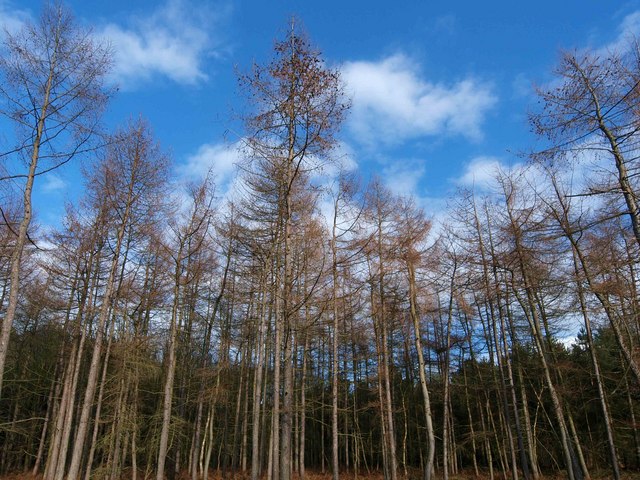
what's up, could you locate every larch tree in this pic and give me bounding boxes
[66,119,169,480]
[541,165,621,479]
[531,47,640,249]
[498,173,584,480]
[0,1,111,397]
[328,174,361,480]
[157,177,216,480]
[363,179,400,480]
[239,21,348,480]
[394,197,435,480]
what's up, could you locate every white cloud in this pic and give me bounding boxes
[341,54,496,147]
[180,141,241,193]
[311,141,358,181]
[99,0,225,87]
[382,160,425,198]
[599,11,640,55]
[41,174,67,194]
[0,1,30,35]
[457,156,506,189]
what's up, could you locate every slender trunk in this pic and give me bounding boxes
[331,202,340,480]
[192,244,232,480]
[407,259,435,480]
[232,354,246,472]
[109,376,127,480]
[502,299,531,480]
[33,372,58,475]
[83,319,115,480]
[441,259,457,480]
[623,359,640,468]
[506,210,580,480]
[489,299,518,480]
[281,326,294,480]
[251,273,269,480]
[279,41,297,480]
[44,281,79,480]
[471,304,495,480]
[131,375,139,480]
[548,176,620,478]
[380,308,397,480]
[475,199,520,480]
[204,401,215,480]
[242,371,249,473]
[375,224,398,480]
[573,255,619,478]
[0,37,58,397]
[157,244,185,480]
[517,364,540,480]
[462,359,479,477]
[300,334,308,480]
[51,253,98,480]
[480,398,494,480]
[66,141,140,480]
[271,279,282,480]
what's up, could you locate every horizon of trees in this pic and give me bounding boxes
[1,3,640,480]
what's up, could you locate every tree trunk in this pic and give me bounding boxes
[251,272,269,480]
[157,244,185,480]
[66,125,145,480]
[407,261,435,480]
[505,201,581,480]
[83,319,115,480]
[331,201,340,480]
[548,177,620,479]
[0,40,56,397]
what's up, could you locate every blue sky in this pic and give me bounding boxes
[2,0,640,228]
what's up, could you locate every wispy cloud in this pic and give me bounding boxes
[310,141,358,182]
[597,10,640,55]
[180,141,240,193]
[0,1,30,35]
[433,14,457,36]
[41,174,67,194]
[382,160,426,198]
[99,0,227,87]
[341,54,496,147]
[456,156,506,189]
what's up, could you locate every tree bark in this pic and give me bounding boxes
[407,261,435,480]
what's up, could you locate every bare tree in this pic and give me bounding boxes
[66,119,168,480]
[363,179,399,480]
[531,49,640,248]
[0,1,111,397]
[157,177,216,480]
[239,20,348,480]
[542,167,621,479]
[394,197,435,480]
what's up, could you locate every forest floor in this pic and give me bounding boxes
[4,471,640,480]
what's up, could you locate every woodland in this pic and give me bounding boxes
[1,3,640,480]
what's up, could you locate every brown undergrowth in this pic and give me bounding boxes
[4,471,640,480]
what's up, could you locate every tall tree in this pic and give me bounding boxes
[157,178,216,480]
[394,197,435,480]
[531,49,640,248]
[0,1,111,397]
[66,119,168,480]
[542,167,621,479]
[239,20,348,480]
[363,179,399,480]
